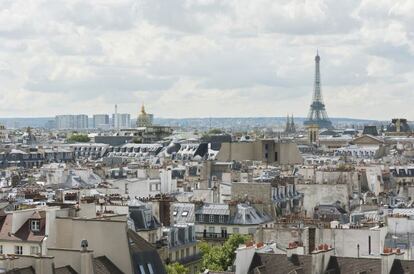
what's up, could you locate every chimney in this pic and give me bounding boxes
[256,225,264,243]
[287,242,299,258]
[311,244,334,274]
[80,240,94,274]
[34,256,54,274]
[381,248,395,274]
[234,244,257,274]
[229,201,238,218]
[80,251,94,274]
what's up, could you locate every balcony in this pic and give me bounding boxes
[196,232,229,241]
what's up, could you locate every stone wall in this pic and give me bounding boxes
[296,184,350,216]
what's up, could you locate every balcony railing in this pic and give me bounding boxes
[196,232,229,240]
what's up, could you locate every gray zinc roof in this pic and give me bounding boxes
[195,203,230,215]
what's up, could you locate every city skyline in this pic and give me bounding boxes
[0,1,413,120]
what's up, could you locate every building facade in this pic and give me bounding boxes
[55,115,89,130]
[93,114,110,129]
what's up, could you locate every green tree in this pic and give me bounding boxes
[222,234,249,268]
[199,234,250,272]
[68,134,90,143]
[201,128,224,140]
[208,128,223,135]
[165,262,189,274]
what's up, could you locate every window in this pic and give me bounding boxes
[31,220,40,232]
[275,152,278,161]
[182,211,188,217]
[175,251,179,260]
[181,249,184,258]
[0,245,3,254]
[193,246,197,255]
[173,211,178,216]
[15,246,23,255]
[147,263,154,274]
[186,247,189,257]
[209,215,214,223]
[368,236,371,255]
[219,215,225,223]
[199,214,204,222]
[139,265,145,274]
[30,246,39,255]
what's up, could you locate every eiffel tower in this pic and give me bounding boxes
[304,51,333,129]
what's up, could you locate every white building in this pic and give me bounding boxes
[55,114,89,129]
[92,114,110,129]
[112,113,131,129]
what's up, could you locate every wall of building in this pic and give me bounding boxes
[54,218,133,274]
[48,248,84,273]
[258,226,304,250]
[216,141,302,165]
[388,217,414,234]
[45,207,70,252]
[11,209,38,234]
[317,226,387,257]
[232,182,272,204]
[0,242,42,256]
[296,184,350,216]
[216,142,260,162]
[110,178,161,198]
[276,142,303,165]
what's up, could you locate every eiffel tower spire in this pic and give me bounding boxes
[304,51,333,129]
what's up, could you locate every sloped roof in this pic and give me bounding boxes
[171,203,195,224]
[326,256,381,274]
[249,253,312,274]
[195,204,229,215]
[390,259,414,274]
[14,218,46,242]
[352,134,384,144]
[231,204,272,225]
[0,213,46,243]
[93,256,123,274]
[55,265,78,274]
[127,229,166,274]
[6,266,35,274]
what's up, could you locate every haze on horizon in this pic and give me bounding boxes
[0,0,412,120]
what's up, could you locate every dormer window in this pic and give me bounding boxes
[31,220,40,232]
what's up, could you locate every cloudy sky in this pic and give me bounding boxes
[0,0,413,119]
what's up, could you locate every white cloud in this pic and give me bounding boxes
[0,0,412,120]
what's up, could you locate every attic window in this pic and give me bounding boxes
[173,211,178,216]
[31,220,40,232]
[147,263,154,274]
[182,211,188,217]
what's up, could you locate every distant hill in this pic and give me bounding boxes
[154,117,385,130]
[0,117,54,129]
[0,116,387,130]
